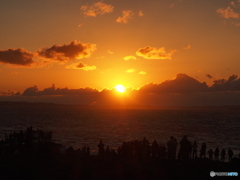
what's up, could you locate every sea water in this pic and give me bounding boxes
[0,103,240,155]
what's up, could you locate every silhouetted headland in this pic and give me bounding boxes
[0,127,239,180]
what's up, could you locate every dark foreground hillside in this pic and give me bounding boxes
[0,127,239,180]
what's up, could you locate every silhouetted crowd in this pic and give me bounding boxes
[96,135,237,162]
[0,127,238,163]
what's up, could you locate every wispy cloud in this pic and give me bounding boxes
[136,46,177,60]
[116,10,134,23]
[125,69,135,73]
[38,41,96,61]
[81,2,114,17]
[139,71,147,75]
[0,48,35,66]
[108,50,114,54]
[183,44,191,50]
[77,24,83,28]
[217,7,239,19]
[66,62,96,71]
[124,55,137,61]
[138,11,144,17]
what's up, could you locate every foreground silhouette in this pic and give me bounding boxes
[0,127,239,180]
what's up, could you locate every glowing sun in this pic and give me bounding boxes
[115,84,125,93]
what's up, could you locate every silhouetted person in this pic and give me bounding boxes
[208,149,214,160]
[167,136,177,160]
[178,136,190,160]
[82,146,87,155]
[192,141,198,159]
[106,146,110,155]
[142,137,149,146]
[221,148,226,162]
[152,140,158,159]
[158,145,166,159]
[98,140,105,156]
[200,142,206,158]
[228,148,233,162]
[214,147,219,160]
[87,146,90,156]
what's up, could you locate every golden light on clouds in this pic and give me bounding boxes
[138,11,144,17]
[66,63,97,71]
[139,71,147,75]
[1,0,240,94]
[81,2,114,17]
[216,7,239,19]
[108,50,114,54]
[124,56,137,61]
[125,69,135,73]
[136,46,177,60]
[116,10,134,23]
[184,45,191,50]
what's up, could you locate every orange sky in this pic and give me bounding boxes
[1,0,240,93]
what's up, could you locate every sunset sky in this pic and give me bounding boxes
[1,0,240,106]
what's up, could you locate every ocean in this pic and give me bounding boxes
[0,102,240,155]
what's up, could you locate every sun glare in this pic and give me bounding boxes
[115,84,125,93]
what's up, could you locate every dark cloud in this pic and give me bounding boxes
[206,74,213,79]
[38,41,96,61]
[0,48,34,66]
[22,84,98,96]
[22,85,38,96]
[77,63,85,68]
[4,74,240,106]
[140,73,208,93]
[210,74,240,91]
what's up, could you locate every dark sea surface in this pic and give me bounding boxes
[0,103,240,155]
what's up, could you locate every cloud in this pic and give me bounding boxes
[139,73,240,93]
[138,11,144,17]
[140,73,208,93]
[77,63,96,71]
[66,62,96,71]
[124,55,137,61]
[116,10,134,23]
[206,74,213,79]
[125,69,135,73]
[38,41,96,61]
[77,24,83,28]
[217,7,239,19]
[0,48,34,66]
[184,44,191,50]
[22,84,98,96]
[139,71,147,75]
[22,85,39,96]
[5,73,240,106]
[108,50,114,54]
[136,46,177,60]
[210,74,240,91]
[81,2,114,17]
